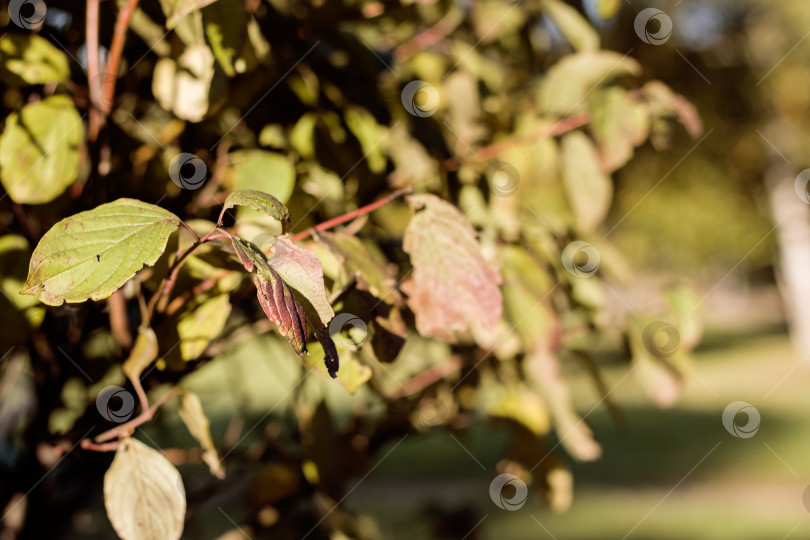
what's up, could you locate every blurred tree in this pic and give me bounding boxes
[0,0,710,538]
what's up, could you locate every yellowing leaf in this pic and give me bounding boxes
[538,51,641,115]
[177,293,232,360]
[317,232,400,304]
[104,438,186,540]
[0,235,44,348]
[589,88,650,172]
[525,344,601,461]
[560,131,612,233]
[403,194,503,342]
[123,327,159,382]
[266,236,335,328]
[0,96,84,204]
[541,0,600,52]
[223,189,290,223]
[152,45,214,122]
[160,0,219,29]
[0,34,70,85]
[178,390,225,478]
[22,199,180,306]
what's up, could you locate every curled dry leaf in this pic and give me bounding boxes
[231,236,308,355]
[403,194,503,342]
[253,270,308,356]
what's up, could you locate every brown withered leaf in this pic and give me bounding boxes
[230,236,309,356]
[314,326,339,378]
[403,194,503,342]
[266,236,335,328]
[253,270,308,356]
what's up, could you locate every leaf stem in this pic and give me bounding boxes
[443,112,589,172]
[290,187,412,242]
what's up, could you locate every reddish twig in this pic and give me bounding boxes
[101,0,141,114]
[394,10,464,62]
[443,112,590,172]
[290,187,412,242]
[86,0,102,142]
[108,290,132,349]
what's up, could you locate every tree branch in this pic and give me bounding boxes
[290,187,412,242]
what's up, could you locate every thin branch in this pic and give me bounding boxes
[290,187,412,242]
[443,112,590,172]
[101,0,141,114]
[86,0,102,141]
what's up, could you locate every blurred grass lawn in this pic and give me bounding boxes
[342,324,810,539]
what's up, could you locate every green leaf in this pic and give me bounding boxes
[0,235,45,348]
[500,246,556,350]
[560,131,612,233]
[152,45,215,122]
[122,327,159,382]
[589,88,650,172]
[177,293,232,360]
[21,199,180,306]
[0,34,70,85]
[178,390,225,478]
[227,150,296,205]
[104,437,186,540]
[0,95,84,204]
[266,236,335,327]
[317,231,400,303]
[541,0,600,52]
[403,194,503,342]
[538,51,641,115]
[223,189,290,223]
[202,0,247,76]
[344,106,387,174]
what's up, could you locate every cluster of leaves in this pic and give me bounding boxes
[0,0,705,538]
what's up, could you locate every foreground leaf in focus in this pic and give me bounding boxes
[266,236,335,327]
[223,189,290,224]
[21,199,180,305]
[403,194,503,342]
[104,438,186,540]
